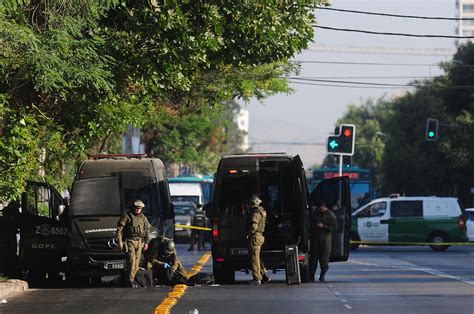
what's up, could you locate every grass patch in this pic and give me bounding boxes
[0,275,8,282]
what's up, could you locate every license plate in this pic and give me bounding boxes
[103,261,125,270]
[230,248,248,255]
[175,227,183,231]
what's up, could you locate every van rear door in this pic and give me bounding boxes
[309,176,351,262]
[292,155,309,252]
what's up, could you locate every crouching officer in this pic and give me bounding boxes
[117,199,151,287]
[247,195,271,285]
[309,201,337,282]
[145,236,189,285]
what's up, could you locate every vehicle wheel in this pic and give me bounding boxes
[300,261,310,283]
[91,276,102,286]
[67,273,90,287]
[350,233,360,251]
[213,260,234,284]
[27,270,46,288]
[429,233,450,251]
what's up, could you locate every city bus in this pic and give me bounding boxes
[308,166,375,211]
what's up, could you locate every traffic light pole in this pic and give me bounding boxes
[339,155,343,177]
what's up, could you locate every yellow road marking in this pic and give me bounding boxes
[153,251,212,314]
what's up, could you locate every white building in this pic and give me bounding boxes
[456,0,474,45]
[234,109,249,152]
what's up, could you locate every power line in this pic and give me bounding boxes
[306,44,456,56]
[317,7,473,21]
[298,60,439,66]
[314,25,474,39]
[290,77,411,87]
[289,79,474,90]
[288,80,410,89]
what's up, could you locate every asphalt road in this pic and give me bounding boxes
[1,244,474,314]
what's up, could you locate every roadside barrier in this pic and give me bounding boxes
[175,224,211,231]
[351,240,474,246]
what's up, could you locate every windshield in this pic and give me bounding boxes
[351,183,370,211]
[70,175,158,216]
[174,204,195,215]
[171,195,200,205]
[69,177,121,216]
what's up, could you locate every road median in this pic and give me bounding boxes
[0,279,28,299]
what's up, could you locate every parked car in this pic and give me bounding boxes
[466,208,474,241]
[173,201,197,239]
[351,196,468,251]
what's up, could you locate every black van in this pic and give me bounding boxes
[209,154,351,284]
[66,155,174,282]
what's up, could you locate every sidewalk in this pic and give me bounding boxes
[0,279,28,300]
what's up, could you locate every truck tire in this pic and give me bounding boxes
[429,233,450,252]
[299,260,310,283]
[213,260,234,284]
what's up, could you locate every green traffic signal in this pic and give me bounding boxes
[425,118,439,141]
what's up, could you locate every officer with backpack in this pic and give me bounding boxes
[117,199,151,287]
[188,204,207,251]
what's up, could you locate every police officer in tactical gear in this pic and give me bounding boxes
[247,195,271,285]
[309,201,337,282]
[117,199,151,287]
[188,204,207,251]
[145,236,189,285]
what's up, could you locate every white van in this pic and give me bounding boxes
[351,196,467,251]
[169,182,204,206]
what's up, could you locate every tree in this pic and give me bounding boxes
[0,1,330,201]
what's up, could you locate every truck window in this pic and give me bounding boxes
[391,201,422,217]
[24,185,52,218]
[259,160,295,220]
[219,175,257,216]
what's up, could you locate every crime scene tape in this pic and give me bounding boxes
[351,240,474,246]
[175,224,211,231]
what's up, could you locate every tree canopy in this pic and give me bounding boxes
[0,0,329,201]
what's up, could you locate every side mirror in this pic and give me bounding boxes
[58,204,65,216]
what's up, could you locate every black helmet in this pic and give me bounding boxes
[164,239,175,256]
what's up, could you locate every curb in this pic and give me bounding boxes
[0,279,29,299]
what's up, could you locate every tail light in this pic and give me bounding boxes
[298,255,304,262]
[458,215,466,230]
[212,218,219,238]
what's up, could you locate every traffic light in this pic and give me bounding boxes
[343,156,352,168]
[327,124,356,156]
[425,118,439,141]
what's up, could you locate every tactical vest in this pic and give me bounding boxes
[250,206,266,234]
[124,212,146,239]
[192,212,206,227]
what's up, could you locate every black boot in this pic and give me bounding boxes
[319,270,327,282]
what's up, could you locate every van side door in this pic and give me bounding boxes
[20,182,68,272]
[309,176,351,262]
